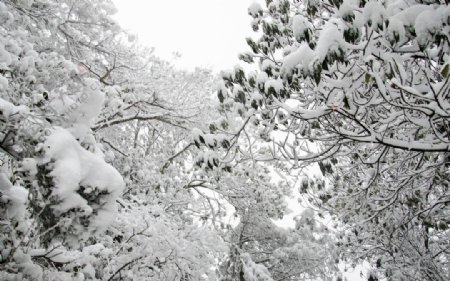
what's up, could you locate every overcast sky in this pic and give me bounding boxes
[113,0,261,72]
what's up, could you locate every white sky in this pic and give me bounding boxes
[113,0,261,72]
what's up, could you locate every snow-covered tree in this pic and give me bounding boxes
[96,64,229,280]
[210,0,450,280]
[189,136,338,280]
[0,0,128,278]
[219,206,338,281]
[0,0,226,279]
